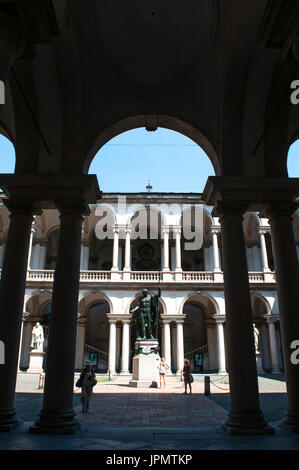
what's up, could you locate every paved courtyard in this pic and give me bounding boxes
[0,372,297,450]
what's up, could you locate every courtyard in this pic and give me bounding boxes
[0,373,296,450]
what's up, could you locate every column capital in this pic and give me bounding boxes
[265,315,279,324]
[162,226,170,236]
[212,201,249,219]
[211,225,221,234]
[258,227,270,235]
[260,202,298,221]
[82,239,90,247]
[3,199,40,217]
[212,315,226,324]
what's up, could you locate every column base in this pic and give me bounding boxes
[0,408,22,432]
[29,409,80,435]
[119,370,130,376]
[222,410,275,435]
[271,368,282,375]
[280,411,299,433]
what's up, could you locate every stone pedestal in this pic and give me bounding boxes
[129,339,160,388]
[27,351,45,374]
[256,353,265,375]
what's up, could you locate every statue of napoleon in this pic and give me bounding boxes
[130,288,161,340]
[31,322,44,352]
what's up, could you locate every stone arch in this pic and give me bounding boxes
[179,291,220,316]
[79,291,113,317]
[84,114,220,176]
[251,292,272,318]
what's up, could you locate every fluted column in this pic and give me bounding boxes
[108,320,117,375]
[120,319,130,374]
[266,317,280,374]
[262,202,299,431]
[0,201,35,431]
[215,201,272,434]
[215,318,226,374]
[30,203,85,434]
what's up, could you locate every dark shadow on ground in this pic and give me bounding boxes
[15,392,81,422]
[208,392,287,422]
[259,374,285,383]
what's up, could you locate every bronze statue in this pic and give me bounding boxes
[131,288,161,340]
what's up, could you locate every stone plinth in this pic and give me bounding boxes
[27,351,45,374]
[129,339,160,388]
[256,353,265,375]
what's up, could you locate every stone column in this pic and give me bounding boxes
[124,229,131,271]
[0,243,5,268]
[263,203,299,431]
[75,316,86,370]
[266,318,280,374]
[215,202,272,434]
[259,229,270,272]
[27,222,35,270]
[112,228,119,271]
[162,228,169,271]
[30,203,85,434]
[80,240,90,270]
[32,242,41,269]
[211,228,221,271]
[39,241,47,269]
[115,324,121,371]
[174,228,182,271]
[215,318,226,374]
[0,201,35,431]
[108,320,117,375]
[176,319,185,375]
[206,322,217,371]
[120,320,130,375]
[162,319,171,370]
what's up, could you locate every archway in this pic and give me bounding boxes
[182,293,219,372]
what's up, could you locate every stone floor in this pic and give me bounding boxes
[1,372,298,451]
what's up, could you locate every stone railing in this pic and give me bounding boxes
[22,269,275,284]
[130,271,162,282]
[182,272,214,282]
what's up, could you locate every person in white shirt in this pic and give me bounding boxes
[157,357,169,388]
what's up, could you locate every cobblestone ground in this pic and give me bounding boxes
[14,373,287,426]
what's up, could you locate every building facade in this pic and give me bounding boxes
[1,192,296,377]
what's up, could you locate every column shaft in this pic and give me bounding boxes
[121,321,130,374]
[259,231,270,271]
[266,204,299,431]
[162,321,171,370]
[175,230,182,271]
[163,230,169,271]
[31,206,84,434]
[268,321,280,374]
[108,321,117,374]
[216,321,226,374]
[218,205,272,434]
[212,230,221,271]
[124,230,131,270]
[176,322,184,374]
[0,204,34,430]
[112,230,119,270]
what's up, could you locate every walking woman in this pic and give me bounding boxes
[157,357,169,388]
[182,358,192,394]
[77,360,96,413]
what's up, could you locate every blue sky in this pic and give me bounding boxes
[0,128,298,192]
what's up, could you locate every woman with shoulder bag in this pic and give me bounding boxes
[78,360,97,413]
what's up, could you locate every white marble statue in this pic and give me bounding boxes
[31,322,44,352]
[253,325,260,353]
